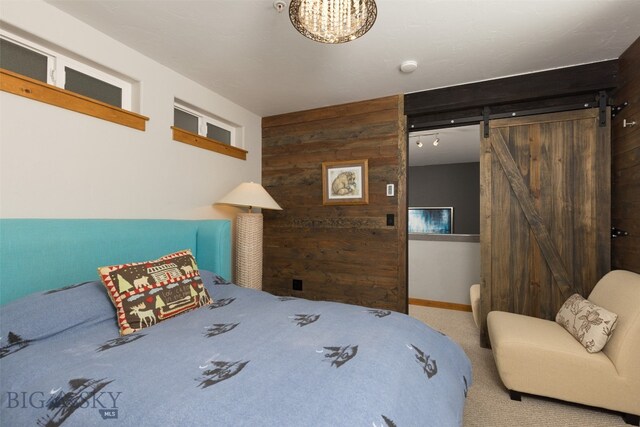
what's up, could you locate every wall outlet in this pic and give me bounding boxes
[292,279,303,291]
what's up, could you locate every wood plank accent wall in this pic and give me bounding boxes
[612,36,640,273]
[262,95,407,313]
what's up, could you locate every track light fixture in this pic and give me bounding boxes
[413,132,440,149]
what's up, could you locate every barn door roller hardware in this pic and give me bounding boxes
[483,106,490,138]
[611,227,629,238]
[598,91,608,127]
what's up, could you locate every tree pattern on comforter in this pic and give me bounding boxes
[0,271,471,426]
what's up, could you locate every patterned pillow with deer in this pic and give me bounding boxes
[98,249,213,335]
[555,293,618,353]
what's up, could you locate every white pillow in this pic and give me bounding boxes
[556,293,618,353]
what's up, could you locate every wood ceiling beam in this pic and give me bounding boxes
[404,60,619,117]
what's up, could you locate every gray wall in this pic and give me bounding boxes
[409,162,480,234]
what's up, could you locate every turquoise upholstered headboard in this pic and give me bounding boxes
[0,219,231,305]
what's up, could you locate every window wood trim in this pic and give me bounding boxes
[0,68,148,131]
[171,126,247,160]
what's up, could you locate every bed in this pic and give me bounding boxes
[0,219,472,426]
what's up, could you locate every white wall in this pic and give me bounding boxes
[0,0,261,220]
[409,240,480,305]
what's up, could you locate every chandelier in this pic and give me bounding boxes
[289,0,377,44]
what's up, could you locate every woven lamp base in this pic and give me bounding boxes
[235,212,263,290]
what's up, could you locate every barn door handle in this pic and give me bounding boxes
[611,227,629,238]
[623,119,636,128]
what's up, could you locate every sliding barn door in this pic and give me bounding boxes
[480,109,610,346]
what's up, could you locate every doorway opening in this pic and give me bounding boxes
[407,124,480,311]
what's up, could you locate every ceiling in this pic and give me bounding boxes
[46,0,640,118]
[409,125,480,167]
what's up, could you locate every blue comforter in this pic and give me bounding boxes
[0,271,471,426]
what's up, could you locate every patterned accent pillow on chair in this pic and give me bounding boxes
[555,293,618,353]
[98,250,213,335]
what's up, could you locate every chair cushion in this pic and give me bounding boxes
[588,270,640,381]
[487,311,627,413]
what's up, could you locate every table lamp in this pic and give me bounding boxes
[216,182,282,289]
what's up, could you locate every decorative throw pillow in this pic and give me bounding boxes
[555,293,618,353]
[98,250,213,335]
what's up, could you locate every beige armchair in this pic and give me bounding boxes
[487,270,640,425]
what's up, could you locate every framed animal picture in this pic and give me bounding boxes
[322,159,369,205]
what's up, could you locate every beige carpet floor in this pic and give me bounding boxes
[408,305,627,427]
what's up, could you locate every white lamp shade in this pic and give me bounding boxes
[217,182,282,211]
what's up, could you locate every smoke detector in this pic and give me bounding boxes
[400,60,418,73]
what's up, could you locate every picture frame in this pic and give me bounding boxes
[322,159,369,206]
[408,207,453,234]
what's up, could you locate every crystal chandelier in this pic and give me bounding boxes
[289,0,377,44]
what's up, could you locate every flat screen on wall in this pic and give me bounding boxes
[408,207,453,234]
